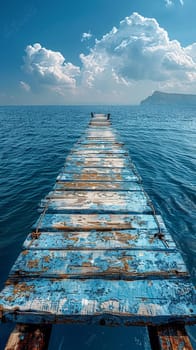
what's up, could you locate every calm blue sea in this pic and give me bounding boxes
[0,105,195,349]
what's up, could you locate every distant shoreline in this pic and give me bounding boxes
[141,91,196,105]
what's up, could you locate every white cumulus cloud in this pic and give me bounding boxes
[79,13,196,89]
[22,13,196,103]
[23,43,80,91]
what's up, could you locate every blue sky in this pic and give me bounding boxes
[0,0,196,104]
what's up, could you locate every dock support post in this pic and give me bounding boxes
[5,324,52,350]
[148,324,193,350]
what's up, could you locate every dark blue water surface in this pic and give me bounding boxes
[0,105,195,349]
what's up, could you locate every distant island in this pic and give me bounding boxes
[140,91,196,105]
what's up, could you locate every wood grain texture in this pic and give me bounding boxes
[57,170,138,182]
[65,157,130,168]
[5,324,52,350]
[10,249,188,279]
[0,279,195,324]
[40,190,151,214]
[34,213,159,231]
[54,181,141,191]
[148,324,194,350]
[23,229,176,251]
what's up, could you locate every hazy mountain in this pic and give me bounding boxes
[141,91,196,105]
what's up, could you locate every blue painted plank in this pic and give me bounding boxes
[67,153,129,159]
[89,121,111,126]
[60,166,136,174]
[23,229,176,251]
[82,138,118,142]
[34,213,159,231]
[9,249,188,279]
[41,190,151,214]
[82,138,117,141]
[53,181,141,191]
[76,142,125,148]
[62,163,134,175]
[65,157,130,168]
[89,122,111,125]
[57,172,138,182]
[71,149,128,155]
[83,136,117,140]
[78,140,125,145]
[85,130,117,137]
[0,279,195,324]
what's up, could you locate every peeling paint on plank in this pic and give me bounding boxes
[23,229,176,251]
[67,154,128,159]
[54,181,141,191]
[34,213,159,231]
[10,249,188,279]
[76,142,124,148]
[61,167,135,174]
[0,279,195,325]
[71,149,128,155]
[65,157,130,168]
[41,190,151,214]
[58,173,138,182]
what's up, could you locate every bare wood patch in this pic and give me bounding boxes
[5,324,52,350]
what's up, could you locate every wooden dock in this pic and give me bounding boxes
[0,113,195,350]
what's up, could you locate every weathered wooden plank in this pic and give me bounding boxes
[41,190,151,214]
[78,140,125,145]
[76,142,124,148]
[0,279,195,325]
[85,131,116,138]
[62,163,134,175]
[54,181,141,191]
[91,113,108,118]
[5,324,52,350]
[57,168,138,182]
[89,122,111,126]
[34,213,159,231]
[65,157,130,168]
[148,324,194,350]
[9,249,188,280]
[60,166,136,174]
[82,135,117,139]
[82,138,117,142]
[71,149,128,155]
[57,173,138,182]
[67,153,128,159]
[23,229,176,251]
[89,115,110,119]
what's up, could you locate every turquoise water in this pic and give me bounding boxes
[0,105,195,349]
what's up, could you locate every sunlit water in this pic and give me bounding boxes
[0,105,195,349]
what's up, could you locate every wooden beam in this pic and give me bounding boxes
[5,324,52,350]
[148,324,193,350]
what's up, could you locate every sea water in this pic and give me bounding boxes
[0,105,195,349]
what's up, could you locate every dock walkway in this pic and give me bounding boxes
[0,113,195,349]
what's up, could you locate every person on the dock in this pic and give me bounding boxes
[91,112,94,118]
